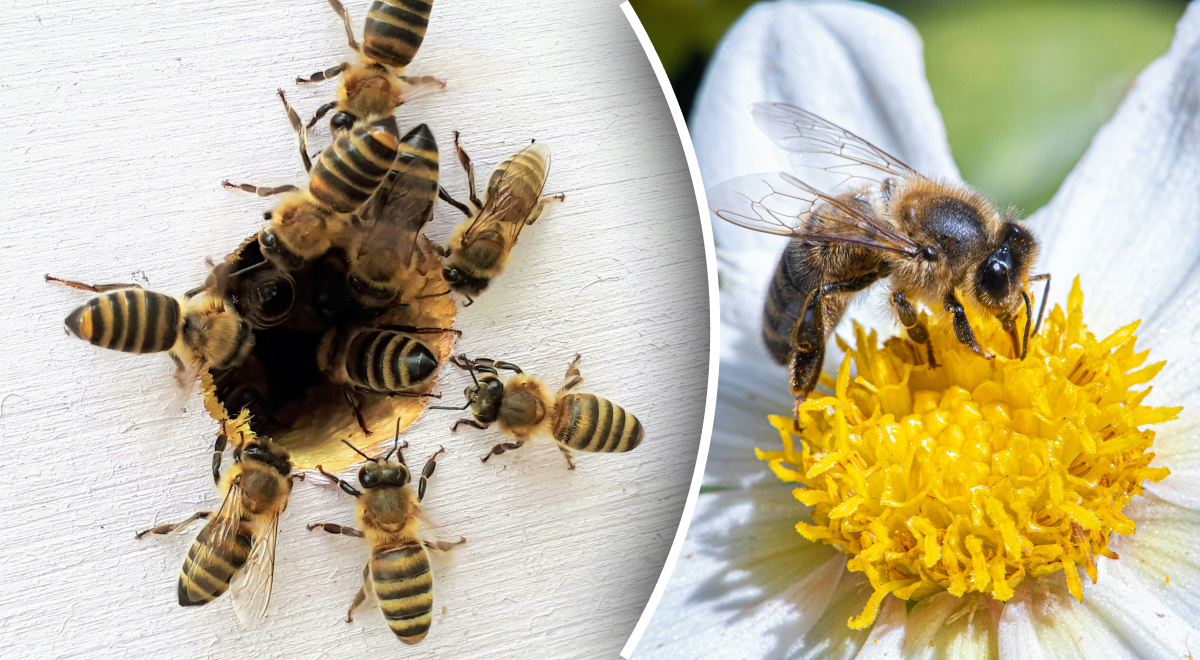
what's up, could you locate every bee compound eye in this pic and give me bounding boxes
[359,469,377,488]
[442,267,460,283]
[260,231,278,248]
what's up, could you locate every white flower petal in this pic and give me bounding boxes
[1019,577,1137,660]
[633,487,845,659]
[902,592,1001,660]
[704,356,792,488]
[1033,3,1200,334]
[1107,493,1200,627]
[1083,558,1200,659]
[852,596,907,660]
[998,583,1050,660]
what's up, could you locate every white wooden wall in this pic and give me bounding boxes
[0,0,708,657]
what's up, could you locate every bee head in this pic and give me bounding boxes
[260,201,332,270]
[973,221,1039,319]
[345,434,410,490]
[465,375,505,423]
[357,461,410,489]
[237,440,292,477]
[442,265,490,296]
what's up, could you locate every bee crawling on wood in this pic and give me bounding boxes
[434,354,643,470]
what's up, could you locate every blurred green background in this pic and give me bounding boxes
[630,0,1186,214]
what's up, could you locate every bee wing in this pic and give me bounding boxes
[359,166,438,269]
[183,479,246,604]
[752,103,920,188]
[466,142,551,247]
[709,172,921,257]
[229,510,280,629]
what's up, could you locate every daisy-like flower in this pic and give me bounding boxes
[633,1,1200,657]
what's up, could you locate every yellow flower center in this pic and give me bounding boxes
[757,277,1179,630]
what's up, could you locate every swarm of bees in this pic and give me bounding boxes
[708,104,1051,403]
[49,0,645,642]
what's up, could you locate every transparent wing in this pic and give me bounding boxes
[752,103,920,189]
[467,142,551,247]
[708,172,921,257]
[359,166,438,270]
[184,480,245,604]
[229,511,279,628]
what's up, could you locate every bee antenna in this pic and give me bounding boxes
[340,439,374,462]
[429,401,471,411]
[384,417,403,461]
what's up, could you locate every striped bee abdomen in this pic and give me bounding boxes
[552,393,643,453]
[371,541,434,643]
[345,329,438,393]
[177,519,253,606]
[362,0,432,70]
[310,116,400,214]
[64,289,180,354]
[762,242,819,365]
[391,123,439,198]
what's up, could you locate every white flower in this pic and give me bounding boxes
[632,1,1200,658]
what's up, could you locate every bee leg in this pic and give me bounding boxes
[211,431,228,485]
[474,357,522,374]
[135,511,212,539]
[416,446,445,501]
[438,186,473,217]
[423,537,466,553]
[451,418,488,432]
[480,439,525,463]
[296,61,349,84]
[317,465,364,498]
[452,131,483,211]
[556,443,577,471]
[324,0,359,51]
[342,388,372,435]
[943,292,993,359]
[306,522,365,538]
[375,324,463,337]
[892,292,937,368]
[790,272,883,399]
[306,101,339,131]
[44,275,141,292]
[221,181,301,197]
[560,353,583,392]
[346,564,370,623]
[527,193,566,225]
[276,89,311,173]
[397,75,448,104]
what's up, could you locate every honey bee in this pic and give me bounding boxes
[48,274,254,382]
[223,91,401,272]
[344,122,440,309]
[438,133,565,302]
[709,104,1051,400]
[299,0,446,134]
[307,432,464,643]
[437,354,643,470]
[317,324,458,433]
[136,419,301,626]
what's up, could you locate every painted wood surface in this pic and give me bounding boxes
[0,0,708,657]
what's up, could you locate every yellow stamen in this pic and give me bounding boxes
[758,278,1179,630]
